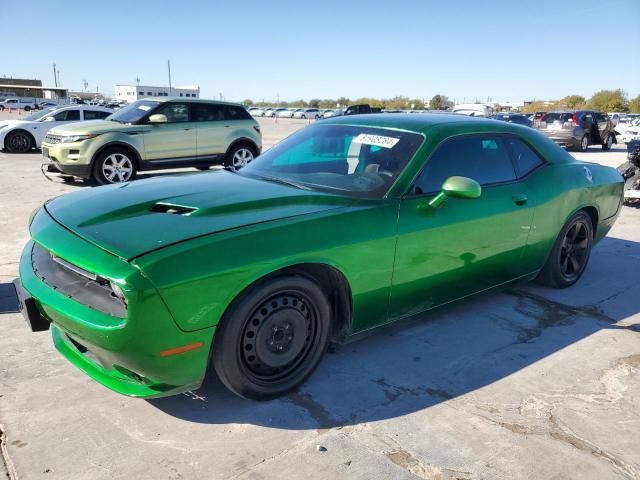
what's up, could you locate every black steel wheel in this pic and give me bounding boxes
[213,275,331,399]
[536,211,593,288]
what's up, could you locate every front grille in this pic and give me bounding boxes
[31,243,127,317]
[43,134,64,145]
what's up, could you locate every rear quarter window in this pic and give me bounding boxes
[504,137,544,177]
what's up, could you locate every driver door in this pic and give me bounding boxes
[143,102,198,162]
[389,134,536,320]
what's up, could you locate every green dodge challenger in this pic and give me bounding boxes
[14,114,623,399]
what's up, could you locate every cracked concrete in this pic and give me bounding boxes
[1,116,639,479]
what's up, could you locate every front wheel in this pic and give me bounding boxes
[24,106,31,112]
[212,275,332,399]
[5,130,34,153]
[535,211,593,288]
[225,144,255,171]
[93,148,137,184]
[602,134,613,151]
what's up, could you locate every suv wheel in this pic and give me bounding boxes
[602,134,613,151]
[5,130,34,153]
[93,148,137,185]
[225,144,255,171]
[580,135,589,152]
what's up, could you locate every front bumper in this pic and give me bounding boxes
[18,208,215,398]
[41,160,92,181]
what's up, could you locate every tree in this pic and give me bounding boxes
[242,98,253,106]
[336,97,350,107]
[308,98,321,108]
[429,94,452,110]
[558,95,586,109]
[628,95,640,114]
[588,89,628,112]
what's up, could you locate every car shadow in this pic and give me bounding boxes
[148,235,640,430]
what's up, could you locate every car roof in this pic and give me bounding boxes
[137,97,245,107]
[321,113,514,133]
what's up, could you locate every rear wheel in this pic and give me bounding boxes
[602,134,613,151]
[5,130,34,153]
[535,211,593,288]
[580,135,589,152]
[24,106,31,112]
[212,275,332,399]
[93,148,137,184]
[225,144,255,171]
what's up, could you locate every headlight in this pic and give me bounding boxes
[109,280,128,306]
[60,134,97,143]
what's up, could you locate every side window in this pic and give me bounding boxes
[413,135,517,194]
[155,102,190,122]
[53,109,80,121]
[504,137,544,178]
[222,106,252,121]
[84,110,110,120]
[193,103,223,121]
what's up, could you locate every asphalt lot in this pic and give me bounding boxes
[1,114,639,480]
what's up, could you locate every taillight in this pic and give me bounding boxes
[571,112,579,125]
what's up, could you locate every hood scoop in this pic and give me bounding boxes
[150,203,197,216]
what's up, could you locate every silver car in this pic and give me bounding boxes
[535,110,616,152]
[293,108,321,119]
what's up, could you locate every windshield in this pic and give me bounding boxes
[106,100,160,123]
[239,124,423,198]
[26,107,58,121]
[543,113,573,123]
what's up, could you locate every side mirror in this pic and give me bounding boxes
[428,176,481,209]
[44,116,56,122]
[148,113,168,124]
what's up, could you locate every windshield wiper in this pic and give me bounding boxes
[257,175,312,190]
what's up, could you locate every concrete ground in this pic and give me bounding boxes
[1,114,639,480]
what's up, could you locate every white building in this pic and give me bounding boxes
[114,84,200,103]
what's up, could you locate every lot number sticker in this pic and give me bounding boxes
[353,133,400,149]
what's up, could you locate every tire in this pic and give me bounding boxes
[225,143,256,171]
[5,130,34,153]
[92,147,137,185]
[301,114,306,119]
[602,134,613,151]
[535,211,594,288]
[579,135,589,152]
[24,106,31,112]
[212,275,332,399]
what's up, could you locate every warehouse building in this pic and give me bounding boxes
[115,84,200,103]
[0,77,68,101]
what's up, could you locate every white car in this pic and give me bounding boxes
[622,124,640,144]
[265,108,288,117]
[248,107,264,117]
[451,103,493,117]
[0,105,113,153]
[276,109,294,118]
[0,98,37,111]
[293,108,321,119]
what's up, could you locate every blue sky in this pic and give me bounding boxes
[3,0,639,102]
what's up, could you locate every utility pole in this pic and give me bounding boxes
[53,64,58,87]
[167,60,172,96]
[276,93,280,106]
[136,77,140,86]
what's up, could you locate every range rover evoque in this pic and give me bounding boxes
[41,98,262,184]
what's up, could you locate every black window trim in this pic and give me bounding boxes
[403,132,548,198]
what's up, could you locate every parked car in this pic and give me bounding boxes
[41,99,262,184]
[249,107,266,117]
[451,103,493,117]
[321,109,338,118]
[15,114,623,400]
[0,98,37,111]
[344,104,383,115]
[263,108,279,117]
[293,108,321,119]
[276,108,294,118]
[621,124,640,144]
[35,101,60,110]
[0,105,113,153]
[535,110,616,151]
[488,113,533,128]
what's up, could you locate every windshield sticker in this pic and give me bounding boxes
[138,105,152,111]
[353,133,400,149]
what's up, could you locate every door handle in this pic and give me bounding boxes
[224,124,231,128]
[183,127,192,131]
[512,193,528,205]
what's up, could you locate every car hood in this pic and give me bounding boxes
[48,120,141,136]
[0,119,34,129]
[44,170,353,260]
